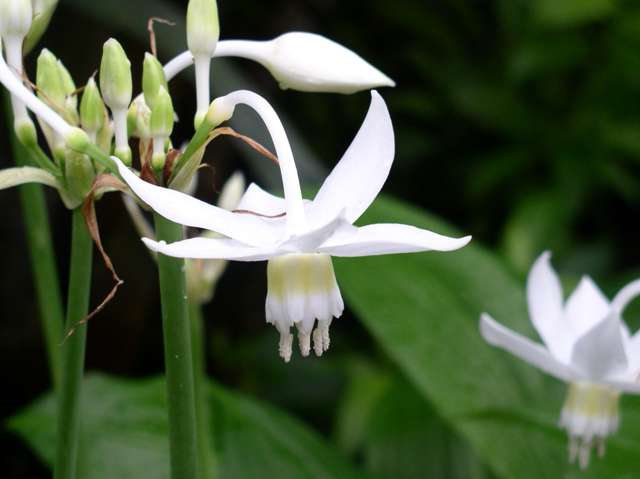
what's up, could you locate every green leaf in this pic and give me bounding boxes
[533,0,617,27]
[336,360,493,479]
[8,373,368,479]
[335,194,640,478]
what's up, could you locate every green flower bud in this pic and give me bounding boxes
[64,127,90,153]
[100,38,132,110]
[127,95,151,139]
[65,150,95,202]
[80,77,106,134]
[36,48,65,109]
[57,59,79,125]
[96,119,114,157]
[150,87,174,138]
[0,0,32,38]
[142,52,168,111]
[24,0,58,54]
[15,120,37,147]
[187,0,219,56]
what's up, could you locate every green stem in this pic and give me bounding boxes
[5,96,64,393]
[54,208,93,479]
[154,214,198,479]
[189,301,216,479]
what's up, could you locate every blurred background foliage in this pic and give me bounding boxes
[2,0,640,478]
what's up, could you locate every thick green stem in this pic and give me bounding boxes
[189,301,216,479]
[54,208,93,479]
[5,98,64,393]
[154,214,198,479]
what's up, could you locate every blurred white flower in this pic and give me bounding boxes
[480,251,640,469]
[116,90,470,362]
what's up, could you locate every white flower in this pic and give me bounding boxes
[164,32,395,95]
[115,90,470,362]
[480,251,640,469]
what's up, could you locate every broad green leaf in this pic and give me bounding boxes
[335,194,640,478]
[8,373,369,479]
[336,360,493,479]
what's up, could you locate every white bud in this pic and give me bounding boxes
[0,0,32,38]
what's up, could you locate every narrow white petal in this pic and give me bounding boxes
[570,315,628,381]
[311,91,394,225]
[142,237,275,261]
[480,313,575,382]
[526,251,573,361]
[317,223,470,257]
[236,182,287,217]
[611,279,640,315]
[114,158,280,247]
[219,91,306,233]
[565,276,610,338]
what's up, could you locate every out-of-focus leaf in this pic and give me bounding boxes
[533,0,617,27]
[335,194,640,479]
[8,373,369,479]
[337,363,493,479]
[501,190,574,275]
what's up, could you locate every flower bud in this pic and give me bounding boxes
[57,59,79,125]
[239,32,395,94]
[36,48,65,108]
[150,87,174,138]
[24,0,58,54]
[0,0,33,38]
[205,96,234,127]
[80,77,106,135]
[96,118,114,156]
[65,150,95,202]
[187,0,219,56]
[64,127,90,153]
[127,94,151,139]
[142,52,168,111]
[99,38,132,110]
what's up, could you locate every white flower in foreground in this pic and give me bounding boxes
[115,90,470,362]
[164,32,395,95]
[480,252,640,469]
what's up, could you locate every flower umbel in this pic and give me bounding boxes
[115,90,471,361]
[480,252,640,468]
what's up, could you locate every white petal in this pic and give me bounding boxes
[317,223,470,257]
[236,182,287,217]
[142,237,275,261]
[526,251,573,361]
[114,158,280,247]
[311,91,394,225]
[280,213,355,253]
[604,379,640,394]
[570,315,628,381]
[480,313,575,382]
[565,276,610,339]
[611,279,640,315]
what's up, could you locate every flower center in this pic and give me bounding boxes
[265,253,344,362]
[559,382,620,469]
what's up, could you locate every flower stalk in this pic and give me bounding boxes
[5,93,64,392]
[154,213,198,479]
[54,208,93,479]
[188,301,216,479]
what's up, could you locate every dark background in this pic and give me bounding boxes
[2,0,640,477]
